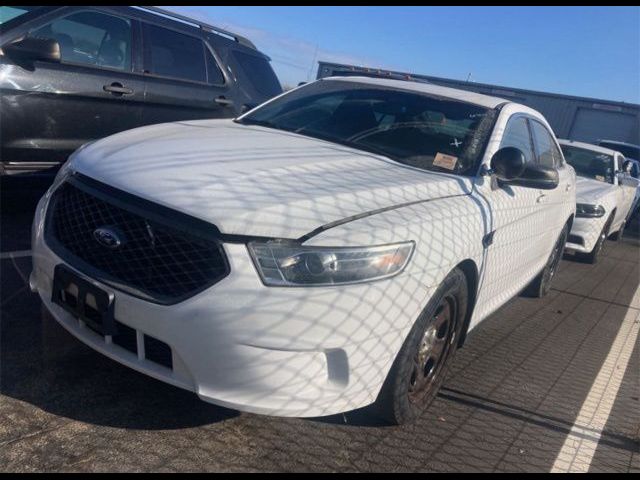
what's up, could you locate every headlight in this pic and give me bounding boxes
[248,241,415,286]
[576,203,605,218]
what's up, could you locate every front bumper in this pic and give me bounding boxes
[31,194,431,418]
[565,215,607,253]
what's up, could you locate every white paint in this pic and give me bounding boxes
[551,307,640,473]
[32,82,577,418]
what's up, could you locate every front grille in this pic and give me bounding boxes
[46,176,229,304]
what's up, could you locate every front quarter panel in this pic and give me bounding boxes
[305,191,486,332]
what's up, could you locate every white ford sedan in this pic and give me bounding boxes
[559,139,636,263]
[31,77,575,424]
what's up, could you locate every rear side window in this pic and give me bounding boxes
[233,50,282,97]
[30,10,132,71]
[146,25,207,83]
[500,116,535,163]
[530,120,562,168]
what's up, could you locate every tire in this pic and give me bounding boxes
[523,223,569,298]
[609,221,625,241]
[576,214,613,264]
[374,268,468,425]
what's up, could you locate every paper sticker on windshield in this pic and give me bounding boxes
[433,153,458,170]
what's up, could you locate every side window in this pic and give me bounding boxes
[31,11,132,71]
[500,116,535,163]
[205,46,225,85]
[530,120,562,168]
[232,50,282,97]
[145,24,207,83]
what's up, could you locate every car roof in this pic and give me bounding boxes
[558,139,620,156]
[598,139,640,149]
[322,76,509,109]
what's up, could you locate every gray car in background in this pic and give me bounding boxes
[0,6,282,178]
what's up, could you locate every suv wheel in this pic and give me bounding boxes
[375,268,467,425]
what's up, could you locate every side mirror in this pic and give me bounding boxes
[3,37,61,63]
[490,146,559,190]
[490,147,526,180]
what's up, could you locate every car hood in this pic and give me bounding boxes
[70,120,472,239]
[574,175,614,203]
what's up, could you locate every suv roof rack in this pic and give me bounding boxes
[136,6,257,50]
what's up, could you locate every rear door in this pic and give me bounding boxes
[140,22,236,126]
[0,7,145,168]
[472,114,550,320]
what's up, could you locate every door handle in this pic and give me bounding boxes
[214,96,234,107]
[103,82,133,96]
[536,193,547,203]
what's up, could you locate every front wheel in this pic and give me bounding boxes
[576,214,613,264]
[374,268,468,425]
[524,223,568,298]
[609,220,625,241]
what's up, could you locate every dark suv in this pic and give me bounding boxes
[0,6,282,177]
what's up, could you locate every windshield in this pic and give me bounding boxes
[561,145,615,184]
[598,141,640,161]
[238,80,496,176]
[0,6,39,25]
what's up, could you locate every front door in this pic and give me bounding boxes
[0,7,144,170]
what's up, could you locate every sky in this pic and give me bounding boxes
[167,6,640,103]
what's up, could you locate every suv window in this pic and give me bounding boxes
[31,11,132,71]
[146,25,208,83]
[233,50,282,97]
[500,116,534,163]
[530,120,562,168]
[205,46,224,85]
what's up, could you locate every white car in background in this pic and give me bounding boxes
[559,139,636,263]
[598,140,640,217]
[31,77,575,424]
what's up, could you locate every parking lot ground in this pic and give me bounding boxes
[1,189,639,472]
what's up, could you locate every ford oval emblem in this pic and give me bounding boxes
[93,226,124,250]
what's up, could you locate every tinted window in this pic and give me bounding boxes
[561,144,614,184]
[240,80,495,176]
[530,120,562,168]
[205,46,224,84]
[31,11,131,71]
[500,116,534,163]
[233,50,282,97]
[146,25,206,83]
[0,6,39,24]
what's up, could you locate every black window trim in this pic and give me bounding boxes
[140,21,227,87]
[25,7,138,75]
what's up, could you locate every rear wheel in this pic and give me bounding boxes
[524,223,568,298]
[375,268,467,425]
